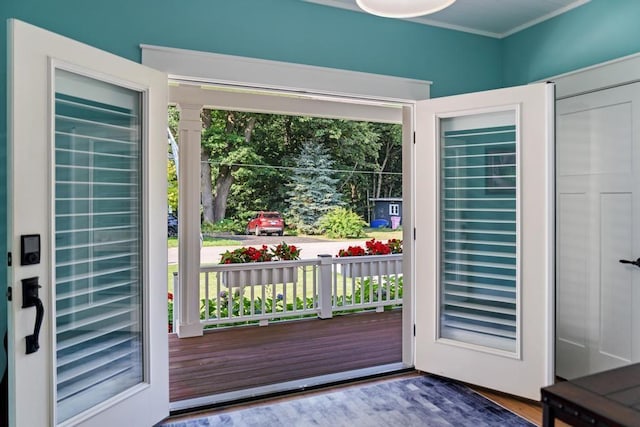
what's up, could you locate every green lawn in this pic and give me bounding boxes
[364,228,403,241]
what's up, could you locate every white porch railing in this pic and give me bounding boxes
[172,254,402,330]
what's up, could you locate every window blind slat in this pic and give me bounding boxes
[57,346,136,384]
[56,292,136,317]
[56,319,137,352]
[57,335,135,368]
[444,290,515,304]
[444,280,515,293]
[443,320,516,339]
[444,309,516,327]
[56,280,135,302]
[56,307,135,333]
[56,266,136,285]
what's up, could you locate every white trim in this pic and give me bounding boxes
[141,44,430,103]
[501,0,591,38]
[544,51,640,99]
[304,0,590,39]
[169,363,407,412]
[169,83,404,123]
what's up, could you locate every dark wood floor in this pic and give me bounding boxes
[169,310,403,402]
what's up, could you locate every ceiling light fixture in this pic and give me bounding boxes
[355,0,456,18]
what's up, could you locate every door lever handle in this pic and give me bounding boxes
[619,258,640,268]
[21,277,43,355]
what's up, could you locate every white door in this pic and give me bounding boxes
[8,20,168,426]
[414,83,555,400]
[556,83,640,380]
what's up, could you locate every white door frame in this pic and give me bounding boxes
[142,45,429,372]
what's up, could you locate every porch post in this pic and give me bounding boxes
[317,254,333,319]
[176,104,204,337]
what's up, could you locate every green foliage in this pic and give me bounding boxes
[167,159,178,214]
[167,107,180,214]
[287,141,343,234]
[202,219,245,234]
[170,106,403,227]
[334,276,403,310]
[167,293,174,332]
[318,207,367,238]
[200,292,316,326]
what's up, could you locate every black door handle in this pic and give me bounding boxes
[619,258,640,268]
[21,277,43,355]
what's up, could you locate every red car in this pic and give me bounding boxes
[246,211,285,236]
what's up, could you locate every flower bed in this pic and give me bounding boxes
[337,238,402,257]
[219,241,300,263]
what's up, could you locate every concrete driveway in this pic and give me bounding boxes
[167,236,370,265]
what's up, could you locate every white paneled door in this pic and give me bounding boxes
[8,20,168,426]
[556,83,640,379]
[415,83,555,400]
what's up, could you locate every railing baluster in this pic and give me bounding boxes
[250,279,255,317]
[216,273,221,320]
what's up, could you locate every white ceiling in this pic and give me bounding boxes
[304,0,590,38]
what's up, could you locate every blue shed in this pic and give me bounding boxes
[369,198,402,228]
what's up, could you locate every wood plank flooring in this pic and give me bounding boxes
[169,310,403,402]
[166,371,554,426]
[168,310,567,426]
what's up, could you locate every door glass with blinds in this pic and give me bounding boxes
[439,109,518,354]
[54,69,144,423]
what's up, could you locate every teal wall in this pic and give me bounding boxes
[0,0,503,384]
[502,0,640,86]
[3,0,640,393]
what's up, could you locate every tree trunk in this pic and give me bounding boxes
[213,166,234,222]
[375,140,391,198]
[200,110,215,224]
[211,113,257,221]
[201,145,215,224]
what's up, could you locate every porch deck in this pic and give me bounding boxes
[169,309,403,402]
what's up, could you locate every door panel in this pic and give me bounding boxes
[415,83,555,400]
[8,20,168,426]
[556,83,640,379]
[556,193,588,379]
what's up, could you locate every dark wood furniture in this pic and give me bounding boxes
[541,363,640,426]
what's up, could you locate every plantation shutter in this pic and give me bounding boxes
[54,69,144,423]
[439,110,518,353]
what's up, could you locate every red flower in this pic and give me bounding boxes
[168,292,174,301]
[336,239,402,257]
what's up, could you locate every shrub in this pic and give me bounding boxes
[202,218,245,235]
[319,207,367,238]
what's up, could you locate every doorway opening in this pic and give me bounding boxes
[165,81,415,410]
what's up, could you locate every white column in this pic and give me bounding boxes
[317,254,333,319]
[176,104,204,337]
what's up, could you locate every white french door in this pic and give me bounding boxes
[8,20,168,426]
[414,83,555,400]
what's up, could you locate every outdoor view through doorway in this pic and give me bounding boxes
[166,107,405,407]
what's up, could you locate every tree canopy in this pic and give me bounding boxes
[167,107,402,231]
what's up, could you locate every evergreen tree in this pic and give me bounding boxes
[287,141,343,234]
